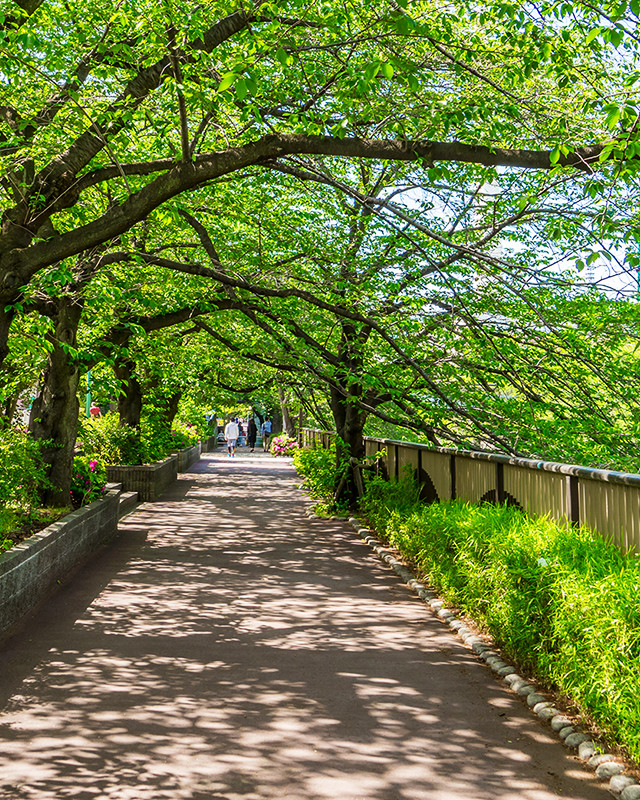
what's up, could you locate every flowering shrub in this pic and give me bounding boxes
[270,434,298,457]
[170,420,200,450]
[70,456,107,508]
[80,413,201,466]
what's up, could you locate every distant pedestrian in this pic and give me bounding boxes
[247,418,257,452]
[224,418,239,457]
[261,418,272,451]
[237,420,245,447]
[89,402,101,418]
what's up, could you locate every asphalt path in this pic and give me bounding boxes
[0,451,609,799]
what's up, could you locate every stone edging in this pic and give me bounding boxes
[106,455,178,502]
[0,490,120,641]
[339,515,639,799]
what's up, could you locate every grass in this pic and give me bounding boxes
[293,449,640,764]
[365,486,640,763]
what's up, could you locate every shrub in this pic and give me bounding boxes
[170,420,200,450]
[293,444,340,498]
[79,414,136,464]
[360,467,420,535]
[70,456,107,508]
[270,434,298,456]
[79,413,192,465]
[0,428,51,539]
[373,497,640,762]
[0,428,47,511]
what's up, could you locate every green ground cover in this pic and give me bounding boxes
[294,446,640,764]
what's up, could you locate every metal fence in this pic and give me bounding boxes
[301,428,640,553]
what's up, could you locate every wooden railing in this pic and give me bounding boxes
[301,428,640,553]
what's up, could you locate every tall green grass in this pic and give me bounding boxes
[295,448,640,762]
[361,480,640,762]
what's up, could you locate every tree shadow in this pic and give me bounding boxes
[0,458,606,800]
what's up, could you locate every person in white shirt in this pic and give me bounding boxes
[224,418,240,457]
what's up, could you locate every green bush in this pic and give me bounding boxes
[79,414,137,464]
[373,498,640,762]
[0,428,47,511]
[80,413,200,465]
[0,428,50,538]
[359,467,420,534]
[169,420,200,450]
[293,444,341,499]
[70,456,107,508]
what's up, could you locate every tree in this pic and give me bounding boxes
[1,0,637,367]
[3,0,640,504]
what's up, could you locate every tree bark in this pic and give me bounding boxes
[277,384,296,437]
[0,306,13,367]
[328,322,369,506]
[159,390,182,433]
[114,359,143,429]
[28,297,83,507]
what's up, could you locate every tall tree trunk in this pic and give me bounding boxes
[329,384,367,507]
[1,395,18,428]
[114,359,143,429]
[159,390,182,432]
[29,298,83,507]
[328,321,371,506]
[277,384,296,437]
[0,305,14,368]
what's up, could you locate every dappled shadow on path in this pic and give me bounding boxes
[0,455,606,799]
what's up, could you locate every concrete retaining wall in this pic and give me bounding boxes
[106,455,178,502]
[175,443,202,473]
[201,436,218,453]
[0,489,120,638]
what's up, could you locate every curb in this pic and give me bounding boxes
[332,512,637,798]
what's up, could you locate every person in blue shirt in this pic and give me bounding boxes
[261,418,272,451]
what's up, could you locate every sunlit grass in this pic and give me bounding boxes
[366,491,640,763]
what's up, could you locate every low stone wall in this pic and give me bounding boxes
[106,455,178,502]
[175,442,202,472]
[0,489,120,639]
[201,436,218,453]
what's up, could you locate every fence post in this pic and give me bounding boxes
[394,444,399,481]
[450,454,456,500]
[496,462,505,504]
[568,475,580,525]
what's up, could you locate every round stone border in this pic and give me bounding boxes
[338,513,638,799]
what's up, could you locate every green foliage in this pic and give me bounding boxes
[169,420,200,449]
[0,428,47,512]
[371,497,640,761]
[293,444,339,499]
[360,467,421,534]
[79,413,142,465]
[80,411,199,465]
[70,456,107,508]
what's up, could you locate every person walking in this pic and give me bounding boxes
[261,418,272,452]
[224,418,239,457]
[247,418,258,452]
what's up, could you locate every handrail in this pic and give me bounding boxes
[302,428,640,487]
[300,427,640,552]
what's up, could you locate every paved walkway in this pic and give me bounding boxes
[0,452,609,800]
